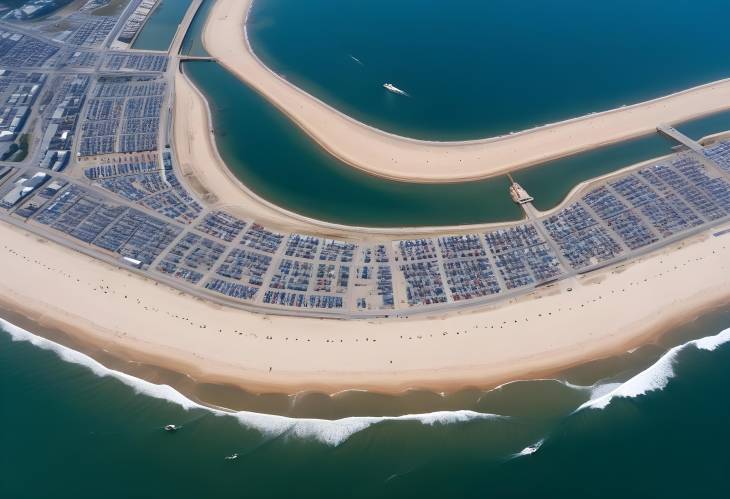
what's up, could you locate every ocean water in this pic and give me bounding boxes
[249,0,730,140]
[2,307,730,498]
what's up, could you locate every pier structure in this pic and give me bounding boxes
[657,124,704,153]
[169,0,205,58]
[178,56,216,62]
[507,173,534,205]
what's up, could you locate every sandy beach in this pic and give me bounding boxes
[2,218,728,395]
[202,0,730,183]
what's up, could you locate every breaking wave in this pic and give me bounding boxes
[1,317,503,446]
[578,328,730,411]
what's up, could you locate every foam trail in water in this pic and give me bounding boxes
[578,328,730,411]
[1,318,503,446]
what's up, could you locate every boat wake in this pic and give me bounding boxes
[1,317,502,447]
[578,328,730,411]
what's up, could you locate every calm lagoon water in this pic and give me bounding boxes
[184,61,523,227]
[131,0,192,51]
[186,61,730,226]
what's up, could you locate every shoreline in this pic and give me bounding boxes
[4,301,730,418]
[173,62,730,235]
[1,219,728,397]
[202,0,730,183]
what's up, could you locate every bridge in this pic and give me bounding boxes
[657,123,704,153]
[169,0,205,57]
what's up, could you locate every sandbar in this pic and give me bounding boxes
[203,0,730,183]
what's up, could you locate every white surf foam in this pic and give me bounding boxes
[578,328,730,411]
[1,318,503,446]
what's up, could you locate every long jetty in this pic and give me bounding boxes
[657,123,704,153]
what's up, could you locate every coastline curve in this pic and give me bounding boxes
[203,0,730,183]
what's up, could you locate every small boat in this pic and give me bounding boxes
[383,83,409,97]
[164,424,179,432]
[517,439,544,457]
[224,453,239,461]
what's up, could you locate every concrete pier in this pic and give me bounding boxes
[657,123,704,153]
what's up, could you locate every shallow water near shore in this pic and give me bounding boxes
[2,305,730,498]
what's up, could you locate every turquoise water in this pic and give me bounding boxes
[249,0,730,140]
[131,0,192,51]
[2,307,730,498]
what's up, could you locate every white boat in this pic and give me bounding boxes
[224,453,239,461]
[164,424,179,432]
[383,83,408,96]
[516,439,544,457]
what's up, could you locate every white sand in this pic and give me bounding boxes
[2,221,728,393]
[202,0,730,183]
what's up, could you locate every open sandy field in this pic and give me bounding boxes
[2,219,728,395]
[202,0,730,183]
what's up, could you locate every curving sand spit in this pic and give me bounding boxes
[2,220,728,394]
[172,68,526,236]
[204,0,730,183]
